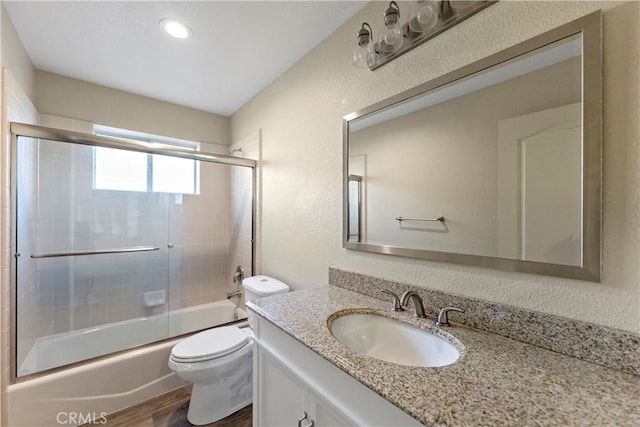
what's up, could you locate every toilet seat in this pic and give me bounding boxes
[171,326,250,363]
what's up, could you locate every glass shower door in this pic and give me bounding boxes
[12,123,256,379]
[14,136,171,377]
[167,159,253,336]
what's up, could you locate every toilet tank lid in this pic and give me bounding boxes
[242,275,289,296]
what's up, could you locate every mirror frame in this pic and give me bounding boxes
[343,11,602,282]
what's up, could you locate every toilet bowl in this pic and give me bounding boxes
[168,326,253,425]
[167,275,289,425]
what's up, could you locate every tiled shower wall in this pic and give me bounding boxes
[1,68,38,426]
[228,131,261,298]
[171,162,232,309]
[228,166,254,294]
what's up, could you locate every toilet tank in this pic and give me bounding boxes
[242,275,289,302]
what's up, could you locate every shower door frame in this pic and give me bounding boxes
[9,122,257,384]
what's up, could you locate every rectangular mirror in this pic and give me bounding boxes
[343,11,602,281]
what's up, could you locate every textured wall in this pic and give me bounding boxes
[231,1,640,332]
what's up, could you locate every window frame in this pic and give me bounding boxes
[92,125,200,194]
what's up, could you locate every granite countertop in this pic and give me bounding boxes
[247,285,640,426]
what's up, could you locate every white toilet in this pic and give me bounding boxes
[168,275,289,425]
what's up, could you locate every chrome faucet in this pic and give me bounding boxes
[400,291,426,318]
[226,290,243,300]
[232,265,245,283]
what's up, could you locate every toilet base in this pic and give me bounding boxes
[186,381,252,425]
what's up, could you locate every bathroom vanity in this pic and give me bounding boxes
[252,306,421,426]
[248,285,640,426]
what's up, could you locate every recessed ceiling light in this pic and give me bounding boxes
[159,18,192,39]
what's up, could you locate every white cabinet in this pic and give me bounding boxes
[256,347,353,426]
[314,394,355,426]
[257,349,307,426]
[252,314,423,427]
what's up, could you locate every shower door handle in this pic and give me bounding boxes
[31,246,160,259]
[297,412,308,427]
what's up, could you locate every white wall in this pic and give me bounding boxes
[231,1,640,333]
[35,70,230,146]
[0,3,35,101]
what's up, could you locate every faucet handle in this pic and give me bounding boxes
[381,290,404,312]
[232,265,245,283]
[436,307,465,327]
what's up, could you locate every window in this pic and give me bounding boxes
[93,125,199,194]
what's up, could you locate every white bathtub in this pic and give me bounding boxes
[8,300,247,427]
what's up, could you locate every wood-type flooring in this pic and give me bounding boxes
[80,387,252,427]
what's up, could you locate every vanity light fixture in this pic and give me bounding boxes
[159,18,192,39]
[353,0,496,70]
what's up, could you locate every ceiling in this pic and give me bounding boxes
[4,1,367,116]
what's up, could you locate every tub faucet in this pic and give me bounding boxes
[233,266,245,283]
[400,291,426,318]
[226,290,243,300]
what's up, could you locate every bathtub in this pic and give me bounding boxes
[8,300,247,427]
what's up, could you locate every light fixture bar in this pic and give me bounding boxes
[367,1,497,71]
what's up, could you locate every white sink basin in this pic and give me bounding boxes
[330,313,461,367]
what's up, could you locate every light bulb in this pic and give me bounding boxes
[379,1,403,53]
[353,43,374,68]
[380,21,403,52]
[409,0,439,33]
[353,23,375,68]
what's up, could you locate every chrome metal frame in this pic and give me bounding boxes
[343,11,602,282]
[30,246,161,259]
[9,123,258,383]
[347,174,363,242]
[10,122,256,167]
[396,216,445,223]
